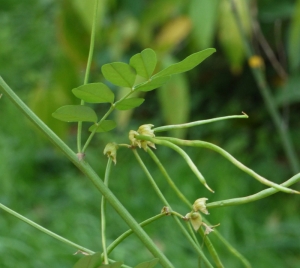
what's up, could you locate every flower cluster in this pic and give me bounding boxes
[183,198,219,234]
[129,124,156,151]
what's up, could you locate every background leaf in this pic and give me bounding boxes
[115,98,145,110]
[152,48,216,78]
[134,258,159,268]
[130,48,157,79]
[288,0,300,72]
[189,0,219,49]
[89,120,117,132]
[73,252,102,268]
[101,62,136,88]
[52,105,97,122]
[157,56,190,138]
[72,83,114,103]
[135,76,170,92]
[218,0,251,73]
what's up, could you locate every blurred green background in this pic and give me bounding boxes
[1,0,300,267]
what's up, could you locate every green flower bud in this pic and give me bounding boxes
[129,130,141,148]
[137,124,156,151]
[193,198,209,215]
[103,142,118,165]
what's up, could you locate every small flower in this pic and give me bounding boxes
[193,198,209,215]
[129,124,156,151]
[185,212,202,231]
[129,130,141,148]
[202,222,220,235]
[248,55,264,69]
[103,142,118,165]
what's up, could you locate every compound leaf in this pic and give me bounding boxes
[130,48,157,79]
[115,98,145,110]
[135,76,170,92]
[72,83,114,103]
[73,252,102,268]
[102,62,136,88]
[152,48,216,78]
[89,120,117,132]
[52,105,97,122]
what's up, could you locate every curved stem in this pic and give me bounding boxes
[101,158,113,264]
[207,172,300,209]
[135,136,214,193]
[154,137,299,195]
[153,113,248,133]
[77,0,99,153]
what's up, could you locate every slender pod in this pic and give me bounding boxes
[155,137,299,195]
[135,135,214,193]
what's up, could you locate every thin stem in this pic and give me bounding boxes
[0,202,95,255]
[153,113,248,133]
[132,149,214,268]
[77,0,99,153]
[147,148,191,208]
[229,0,300,173]
[82,88,134,153]
[135,136,214,193]
[101,158,113,264]
[106,214,165,256]
[154,136,299,195]
[82,105,114,153]
[0,77,174,268]
[147,149,225,267]
[207,172,300,209]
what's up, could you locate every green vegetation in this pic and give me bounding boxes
[1,0,300,267]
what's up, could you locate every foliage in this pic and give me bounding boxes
[1,0,300,267]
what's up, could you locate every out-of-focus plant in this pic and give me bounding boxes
[1,1,300,267]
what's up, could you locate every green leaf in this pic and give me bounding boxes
[130,48,157,79]
[134,258,159,268]
[115,98,145,110]
[98,262,123,268]
[89,120,117,132]
[135,76,170,92]
[72,83,114,103]
[101,62,136,88]
[152,48,216,78]
[52,105,97,122]
[73,252,102,268]
[189,0,219,49]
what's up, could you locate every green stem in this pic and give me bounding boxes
[136,136,214,193]
[106,214,165,256]
[132,149,214,268]
[207,172,300,209]
[0,77,174,268]
[147,148,225,267]
[82,88,134,153]
[212,231,252,268]
[229,0,300,173]
[154,137,299,195]
[0,202,95,255]
[77,0,99,153]
[153,113,248,133]
[101,158,113,264]
[147,148,191,207]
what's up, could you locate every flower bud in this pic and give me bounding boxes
[193,198,209,215]
[129,130,141,148]
[137,124,156,150]
[189,212,202,231]
[103,142,118,165]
